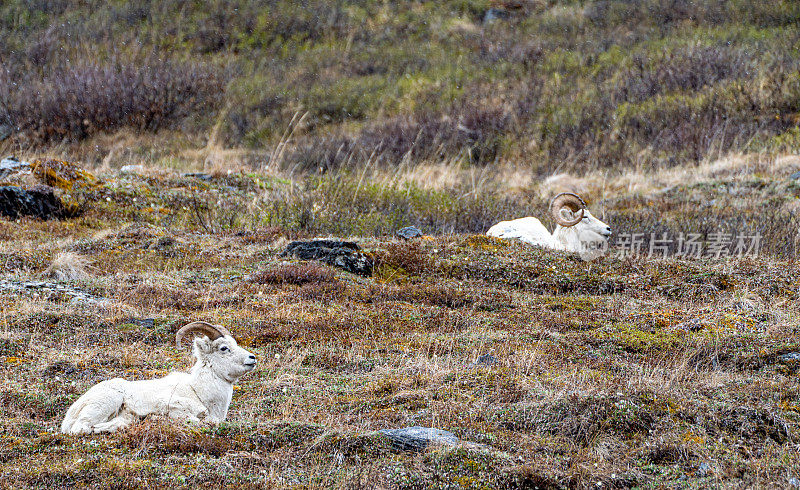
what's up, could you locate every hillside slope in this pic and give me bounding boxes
[2,0,799,172]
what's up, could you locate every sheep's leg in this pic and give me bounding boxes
[64,380,127,434]
[92,410,137,433]
[167,397,207,423]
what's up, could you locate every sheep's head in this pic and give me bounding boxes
[550,193,612,259]
[550,193,587,227]
[176,322,256,382]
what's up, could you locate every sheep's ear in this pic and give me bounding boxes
[193,336,213,355]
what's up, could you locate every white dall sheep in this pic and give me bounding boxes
[487,193,612,259]
[61,322,256,434]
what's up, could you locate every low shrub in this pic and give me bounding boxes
[249,262,336,285]
[2,57,224,143]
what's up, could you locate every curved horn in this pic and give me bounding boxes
[175,321,232,349]
[550,192,586,227]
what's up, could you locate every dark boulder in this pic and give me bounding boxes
[281,240,374,276]
[0,185,66,220]
[396,226,423,240]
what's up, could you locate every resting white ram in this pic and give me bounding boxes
[487,193,612,259]
[61,322,256,434]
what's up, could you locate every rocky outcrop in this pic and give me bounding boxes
[0,185,66,220]
[0,279,108,304]
[281,239,374,276]
[30,158,99,191]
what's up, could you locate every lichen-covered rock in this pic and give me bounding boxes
[281,239,374,276]
[31,159,99,191]
[379,426,458,451]
[0,185,66,220]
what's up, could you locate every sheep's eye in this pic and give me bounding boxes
[220,346,229,352]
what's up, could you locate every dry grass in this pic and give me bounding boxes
[44,252,93,281]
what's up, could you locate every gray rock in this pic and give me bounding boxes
[396,226,423,240]
[379,426,458,451]
[0,185,66,220]
[483,8,510,24]
[120,164,146,174]
[476,353,498,364]
[119,318,155,329]
[281,239,374,276]
[789,477,800,488]
[0,156,30,179]
[0,279,108,305]
[470,353,499,367]
[0,124,12,142]
[790,171,800,180]
[183,172,213,181]
[731,300,755,313]
[779,352,800,362]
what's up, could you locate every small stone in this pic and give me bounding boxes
[790,171,800,180]
[731,300,755,313]
[789,477,800,488]
[470,354,498,367]
[182,172,213,181]
[0,156,30,179]
[396,226,423,240]
[697,462,712,476]
[379,426,458,451]
[120,164,146,174]
[483,7,510,24]
[120,318,155,329]
[779,352,800,362]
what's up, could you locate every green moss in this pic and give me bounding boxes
[424,446,508,489]
[596,323,686,353]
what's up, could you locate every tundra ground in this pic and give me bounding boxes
[0,160,799,488]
